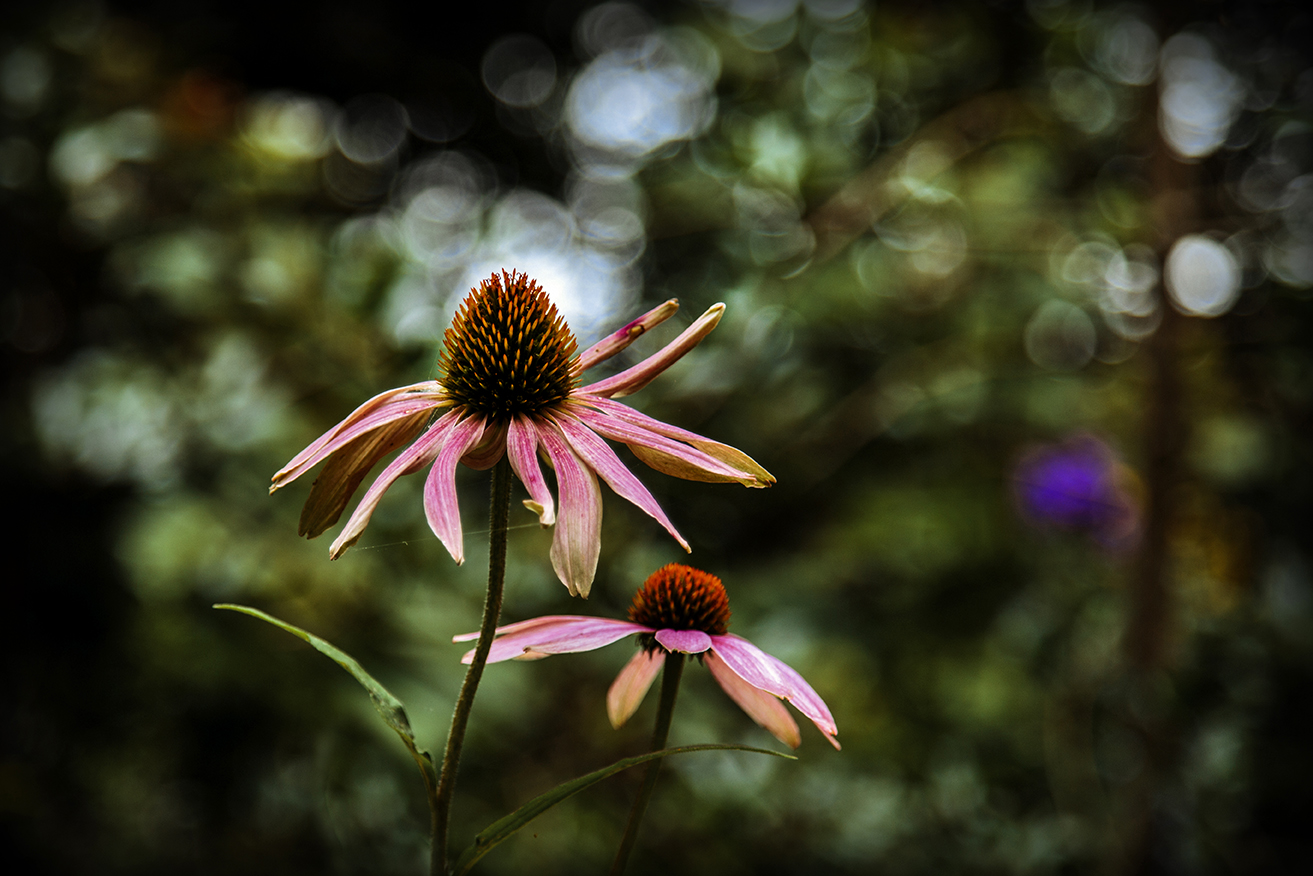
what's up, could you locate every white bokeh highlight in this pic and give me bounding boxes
[566,28,719,170]
[1158,34,1242,160]
[1165,235,1241,317]
[382,153,639,348]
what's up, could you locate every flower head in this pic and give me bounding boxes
[454,564,840,750]
[271,271,774,597]
[437,277,577,419]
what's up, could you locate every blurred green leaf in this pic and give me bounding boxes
[452,744,796,875]
[213,603,436,788]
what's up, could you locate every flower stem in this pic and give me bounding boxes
[610,652,685,876]
[432,457,512,875]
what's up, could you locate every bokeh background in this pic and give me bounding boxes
[4,0,1312,873]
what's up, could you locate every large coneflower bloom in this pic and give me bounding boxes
[271,271,773,597]
[454,564,840,750]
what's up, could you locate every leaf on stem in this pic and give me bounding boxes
[451,743,795,875]
[213,603,436,789]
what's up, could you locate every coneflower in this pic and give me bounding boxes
[454,563,839,750]
[271,270,773,597]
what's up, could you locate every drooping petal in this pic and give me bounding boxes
[552,412,689,551]
[580,396,775,488]
[607,649,666,729]
[576,299,679,374]
[452,614,575,642]
[460,418,507,470]
[423,414,488,565]
[711,634,840,750]
[455,616,649,663]
[506,416,555,526]
[579,303,724,399]
[706,650,802,749]
[627,439,775,489]
[537,420,603,597]
[328,409,462,558]
[654,628,712,654]
[571,400,756,486]
[297,408,432,538]
[271,382,447,491]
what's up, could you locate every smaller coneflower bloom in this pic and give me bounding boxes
[454,564,840,750]
[271,271,773,597]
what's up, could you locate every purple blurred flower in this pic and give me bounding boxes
[1012,435,1140,548]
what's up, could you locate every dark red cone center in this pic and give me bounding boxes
[628,564,731,635]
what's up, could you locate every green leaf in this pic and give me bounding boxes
[214,603,435,789]
[452,743,794,875]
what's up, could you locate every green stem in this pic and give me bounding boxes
[432,457,512,875]
[609,652,685,876]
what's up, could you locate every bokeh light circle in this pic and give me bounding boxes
[1165,234,1241,316]
[482,35,557,108]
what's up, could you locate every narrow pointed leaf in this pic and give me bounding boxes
[214,604,436,788]
[452,743,794,875]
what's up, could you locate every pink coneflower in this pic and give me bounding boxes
[454,564,840,750]
[271,271,773,597]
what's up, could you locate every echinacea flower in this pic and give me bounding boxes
[271,271,773,597]
[454,564,840,750]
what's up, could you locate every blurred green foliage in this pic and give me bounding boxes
[4,1,1313,874]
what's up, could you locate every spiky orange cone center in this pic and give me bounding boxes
[628,563,732,636]
[439,271,578,421]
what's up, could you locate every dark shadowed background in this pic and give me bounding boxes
[4,1,1313,873]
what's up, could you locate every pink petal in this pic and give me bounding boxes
[576,396,741,450]
[706,650,801,749]
[607,649,666,728]
[328,409,462,558]
[296,408,433,538]
[506,416,555,526]
[576,299,680,374]
[537,421,603,597]
[573,397,773,487]
[571,402,751,485]
[711,634,840,750]
[654,628,712,654]
[423,414,488,565]
[456,616,649,663]
[579,303,724,399]
[452,614,579,642]
[552,413,689,551]
[461,419,507,470]
[271,381,448,490]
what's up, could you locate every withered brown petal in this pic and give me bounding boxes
[298,410,431,538]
